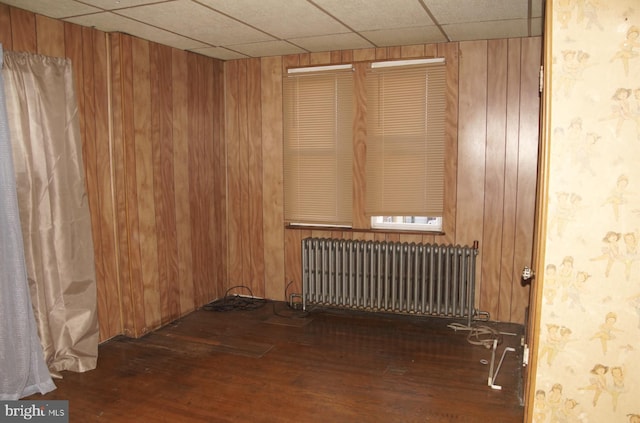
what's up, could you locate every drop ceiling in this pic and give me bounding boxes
[2,0,545,61]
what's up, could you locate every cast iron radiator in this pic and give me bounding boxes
[302,238,480,326]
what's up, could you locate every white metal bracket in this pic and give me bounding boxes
[487,339,516,390]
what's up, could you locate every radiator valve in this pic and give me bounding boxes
[289,293,303,310]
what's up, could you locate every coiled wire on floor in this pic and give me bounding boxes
[202,282,310,320]
[447,322,502,349]
[202,285,267,312]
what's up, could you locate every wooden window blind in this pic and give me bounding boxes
[365,62,446,216]
[283,67,354,226]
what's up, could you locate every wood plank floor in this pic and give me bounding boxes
[30,301,525,422]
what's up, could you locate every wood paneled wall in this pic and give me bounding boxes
[108,34,226,339]
[1,2,541,334]
[224,39,542,323]
[0,4,225,341]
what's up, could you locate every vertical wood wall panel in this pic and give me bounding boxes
[482,39,508,319]
[500,38,524,322]
[93,30,121,338]
[0,4,13,47]
[353,48,375,62]
[438,42,459,246]
[9,7,35,52]
[310,51,330,65]
[150,43,170,323]
[225,58,266,297]
[79,28,109,338]
[205,55,220,305]
[261,56,285,300]
[119,34,146,338]
[171,49,195,314]
[187,54,218,306]
[187,53,204,307]
[457,40,488,250]
[151,43,181,324]
[236,60,250,292]
[211,59,226,303]
[457,40,489,309]
[285,229,308,293]
[63,24,83,134]
[35,15,64,57]
[247,58,265,298]
[132,38,161,333]
[225,60,243,290]
[107,33,132,337]
[188,54,205,306]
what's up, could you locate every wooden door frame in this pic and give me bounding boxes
[523,1,553,420]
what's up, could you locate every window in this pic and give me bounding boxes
[371,216,443,232]
[365,59,446,223]
[283,65,354,226]
[283,59,446,232]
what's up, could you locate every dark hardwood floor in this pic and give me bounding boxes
[30,300,525,422]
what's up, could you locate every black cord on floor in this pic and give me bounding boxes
[202,283,311,319]
[202,285,267,312]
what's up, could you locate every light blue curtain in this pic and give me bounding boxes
[0,45,55,399]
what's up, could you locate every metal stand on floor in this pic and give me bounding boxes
[487,339,515,390]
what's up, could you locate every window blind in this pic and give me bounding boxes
[283,67,354,226]
[365,62,446,216]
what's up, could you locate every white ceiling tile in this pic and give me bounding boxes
[424,0,528,24]
[361,26,447,47]
[116,0,275,46]
[197,0,349,39]
[0,0,100,18]
[313,0,434,31]
[290,33,374,53]
[189,46,248,60]
[64,12,209,50]
[229,41,307,58]
[81,0,166,10]
[442,19,529,41]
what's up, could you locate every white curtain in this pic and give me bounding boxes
[0,45,56,400]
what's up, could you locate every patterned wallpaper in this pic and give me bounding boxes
[534,0,640,422]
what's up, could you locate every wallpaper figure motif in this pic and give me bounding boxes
[591,232,622,277]
[579,363,608,407]
[590,312,624,355]
[621,231,639,280]
[561,270,590,310]
[582,0,604,30]
[609,366,626,412]
[610,26,639,77]
[603,174,631,222]
[601,88,633,137]
[540,324,574,365]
